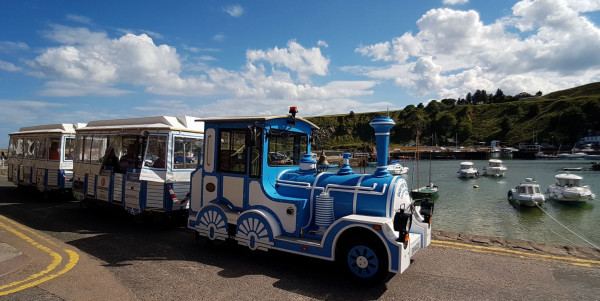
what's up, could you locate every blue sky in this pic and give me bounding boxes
[1,0,600,147]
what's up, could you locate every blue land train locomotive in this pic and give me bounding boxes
[188,108,433,283]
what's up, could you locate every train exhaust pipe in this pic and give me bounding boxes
[369,116,395,177]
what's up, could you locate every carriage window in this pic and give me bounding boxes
[119,136,143,172]
[267,130,308,166]
[8,137,23,158]
[174,136,203,170]
[91,135,107,163]
[218,130,246,173]
[24,137,35,158]
[74,135,92,162]
[64,137,75,161]
[145,135,167,169]
[48,137,61,160]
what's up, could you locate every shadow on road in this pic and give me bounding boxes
[0,178,388,299]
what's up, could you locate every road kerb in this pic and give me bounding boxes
[0,216,79,296]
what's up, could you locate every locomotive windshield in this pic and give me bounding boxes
[267,129,308,166]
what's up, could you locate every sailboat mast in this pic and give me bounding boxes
[416,134,420,189]
[428,153,432,185]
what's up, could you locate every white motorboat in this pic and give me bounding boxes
[556,152,587,159]
[546,173,595,202]
[507,178,545,207]
[457,161,478,178]
[386,159,409,175]
[482,159,507,177]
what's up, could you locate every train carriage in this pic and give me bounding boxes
[71,116,204,219]
[7,123,84,197]
[188,108,433,283]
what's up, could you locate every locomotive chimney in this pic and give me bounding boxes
[369,116,396,177]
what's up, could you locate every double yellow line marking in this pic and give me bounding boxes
[432,240,600,268]
[0,215,79,296]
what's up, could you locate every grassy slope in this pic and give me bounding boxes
[306,82,600,149]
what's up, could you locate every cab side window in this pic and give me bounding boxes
[218,130,246,174]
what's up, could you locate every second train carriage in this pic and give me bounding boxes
[7,123,84,197]
[71,116,204,218]
[188,108,433,283]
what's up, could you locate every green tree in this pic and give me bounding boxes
[492,88,505,103]
[500,116,512,132]
[441,98,456,107]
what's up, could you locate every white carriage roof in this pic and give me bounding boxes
[11,123,86,135]
[555,173,583,180]
[460,161,474,165]
[77,116,204,133]
[489,159,503,163]
[196,115,319,129]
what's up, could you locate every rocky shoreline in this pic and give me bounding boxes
[433,230,600,261]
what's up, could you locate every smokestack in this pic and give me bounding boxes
[369,116,395,177]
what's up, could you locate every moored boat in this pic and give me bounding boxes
[457,161,478,178]
[536,151,557,159]
[482,159,507,177]
[411,184,439,201]
[386,159,409,175]
[507,178,545,207]
[546,173,595,203]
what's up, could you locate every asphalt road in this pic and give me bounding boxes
[1,177,600,300]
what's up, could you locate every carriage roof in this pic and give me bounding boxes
[197,115,319,130]
[77,116,204,133]
[10,123,86,135]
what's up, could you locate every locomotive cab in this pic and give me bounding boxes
[188,108,433,283]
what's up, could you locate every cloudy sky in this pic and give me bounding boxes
[1,0,600,147]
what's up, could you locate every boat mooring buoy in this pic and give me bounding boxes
[473,184,479,189]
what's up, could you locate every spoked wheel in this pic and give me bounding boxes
[339,237,389,285]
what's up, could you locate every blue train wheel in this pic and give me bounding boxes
[340,237,388,285]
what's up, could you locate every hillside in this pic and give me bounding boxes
[306,82,600,150]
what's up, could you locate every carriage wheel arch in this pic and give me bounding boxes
[334,226,391,284]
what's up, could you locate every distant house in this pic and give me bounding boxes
[514,92,537,100]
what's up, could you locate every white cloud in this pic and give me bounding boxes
[317,40,329,48]
[0,100,68,126]
[43,24,107,45]
[213,34,226,42]
[247,40,330,83]
[224,5,244,17]
[66,14,92,24]
[38,81,131,97]
[22,25,377,114]
[0,41,29,52]
[354,0,600,99]
[0,60,21,72]
[443,0,469,5]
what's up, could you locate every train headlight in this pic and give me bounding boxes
[420,200,435,224]
[393,210,412,246]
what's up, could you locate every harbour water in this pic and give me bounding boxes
[340,159,600,248]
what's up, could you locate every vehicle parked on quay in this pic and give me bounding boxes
[187,107,433,284]
[7,123,85,198]
[71,116,203,220]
